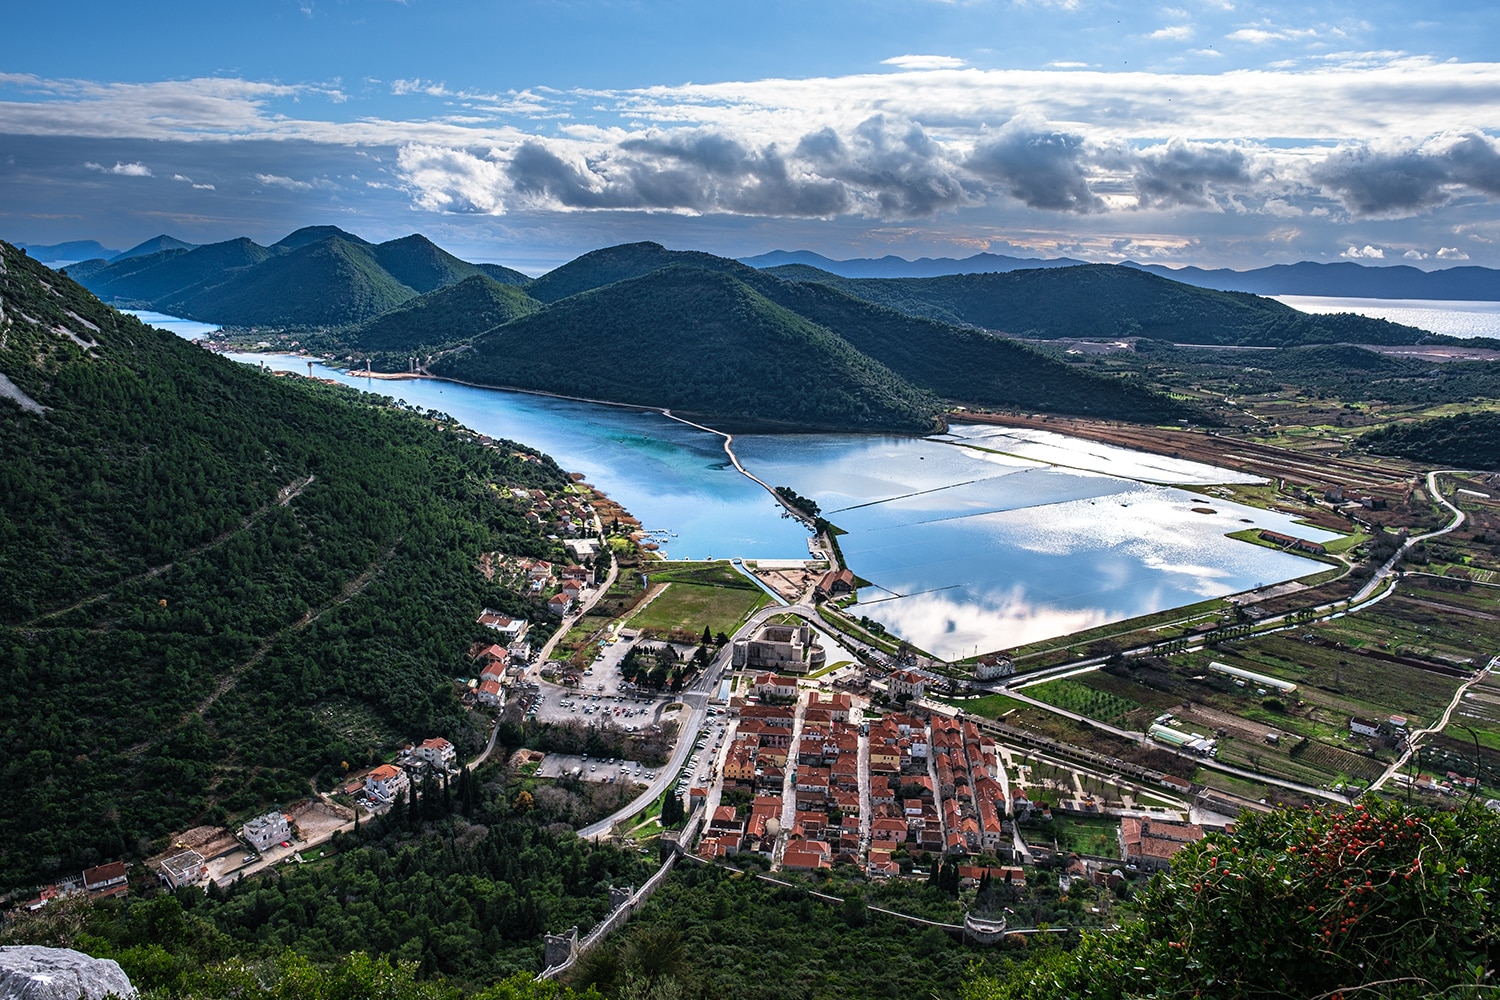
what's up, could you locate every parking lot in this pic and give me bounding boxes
[537,753,656,786]
[672,710,731,793]
[526,632,691,729]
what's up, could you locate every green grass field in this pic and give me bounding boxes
[628,575,770,636]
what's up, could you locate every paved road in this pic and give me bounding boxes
[575,600,827,840]
[1369,651,1497,792]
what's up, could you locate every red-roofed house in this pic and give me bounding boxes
[1120,817,1205,872]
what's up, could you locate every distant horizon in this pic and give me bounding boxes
[14,228,1497,282]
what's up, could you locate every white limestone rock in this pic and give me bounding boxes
[0,946,136,1000]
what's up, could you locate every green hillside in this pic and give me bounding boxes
[165,236,419,326]
[477,262,535,286]
[773,263,1431,347]
[271,225,371,251]
[526,241,730,302]
[73,237,273,305]
[0,240,570,892]
[433,264,943,433]
[1359,411,1500,469]
[350,274,541,352]
[369,233,492,294]
[739,268,1198,423]
[70,229,535,330]
[512,243,1196,424]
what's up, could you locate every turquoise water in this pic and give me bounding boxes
[122,309,222,339]
[221,353,812,560]
[213,349,1336,657]
[734,427,1338,657]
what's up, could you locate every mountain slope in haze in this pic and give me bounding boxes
[349,274,541,352]
[476,261,534,286]
[74,237,273,305]
[741,247,1500,299]
[432,264,943,433]
[112,234,199,261]
[0,239,569,892]
[13,239,122,263]
[740,248,1087,277]
[1126,259,1500,301]
[71,229,534,329]
[272,225,372,252]
[775,264,1432,346]
[164,236,419,326]
[525,241,732,303]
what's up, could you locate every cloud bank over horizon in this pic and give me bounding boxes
[4,2,1500,271]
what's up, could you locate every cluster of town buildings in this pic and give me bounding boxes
[509,486,598,541]
[694,672,1215,882]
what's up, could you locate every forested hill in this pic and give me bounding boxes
[0,240,570,892]
[68,230,533,329]
[438,243,1199,427]
[350,274,541,353]
[1359,411,1500,470]
[767,262,1431,347]
[432,264,945,433]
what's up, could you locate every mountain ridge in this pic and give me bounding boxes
[739,247,1500,300]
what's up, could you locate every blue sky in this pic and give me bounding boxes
[4,0,1500,272]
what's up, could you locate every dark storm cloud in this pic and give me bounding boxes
[1308,129,1500,217]
[503,118,972,219]
[1128,139,1256,210]
[966,121,1104,213]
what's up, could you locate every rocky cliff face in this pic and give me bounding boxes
[0,946,136,999]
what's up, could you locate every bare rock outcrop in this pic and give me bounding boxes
[0,946,136,1000]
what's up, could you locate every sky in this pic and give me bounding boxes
[4,0,1500,273]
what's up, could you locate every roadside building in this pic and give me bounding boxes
[814,568,855,599]
[364,764,412,805]
[81,861,128,898]
[159,850,207,888]
[750,673,800,699]
[477,678,505,707]
[411,737,458,771]
[241,811,292,852]
[888,670,927,700]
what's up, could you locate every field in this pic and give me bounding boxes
[1021,814,1121,858]
[1009,572,1500,794]
[627,561,771,636]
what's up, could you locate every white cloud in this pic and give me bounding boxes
[1048,61,1090,68]
[171,172,216,190]
[1436,246,1470,259]
[1147,25,1194,41]
[1227,23,1320,45]
[1402,249,1427,259]
[254,173,313,190]
[1340,244,1384,258]
[11,58,1500,231]
[882,55,967,70]
[84,160,151,176]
